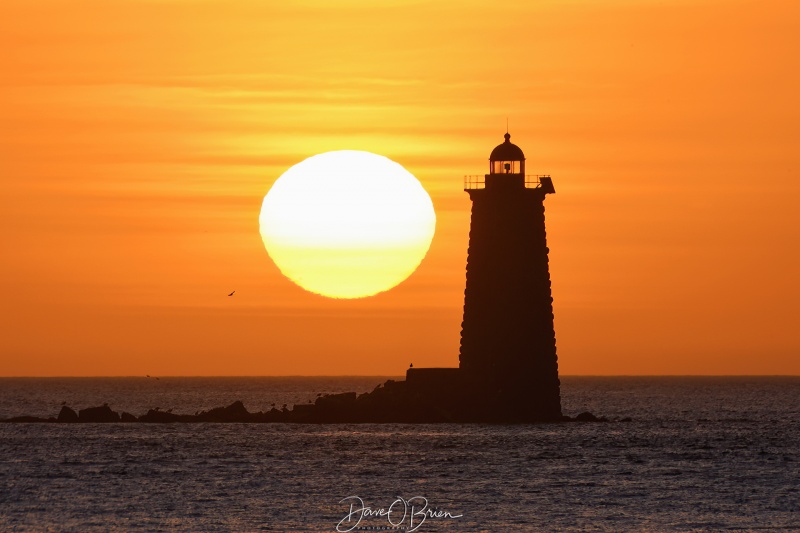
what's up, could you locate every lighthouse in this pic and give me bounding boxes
[458,133,561,421]
[403,132,562,422]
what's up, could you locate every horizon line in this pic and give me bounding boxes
[1,374,798,379]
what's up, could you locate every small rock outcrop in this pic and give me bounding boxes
[57,406,79,423]
[78,405,120,423]
[574,411,608,422]
[138,409,182,423]
[196,400,251,422]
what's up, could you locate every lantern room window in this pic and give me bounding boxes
[492,160,520,174]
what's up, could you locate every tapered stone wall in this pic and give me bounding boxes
[459,181,561,420]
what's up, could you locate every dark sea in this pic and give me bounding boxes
[1,376,798,532]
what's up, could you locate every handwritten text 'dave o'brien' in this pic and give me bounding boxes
[336,496,463,532]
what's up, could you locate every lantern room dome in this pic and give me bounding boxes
[490,133,525,162]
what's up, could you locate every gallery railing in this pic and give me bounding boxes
[464,174,551,190]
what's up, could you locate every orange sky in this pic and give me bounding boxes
[1,0,799,376]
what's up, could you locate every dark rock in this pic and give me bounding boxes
[78,405,121,423]
[138,409,181,423]
[289,403,316,422]
[315,391,357,409]
[120,412,138,422]
[266,408,284,421]
[575,411,599,422]
[57,406,79,423]
[196,400,252,422]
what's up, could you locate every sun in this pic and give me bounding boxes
[259,150,436,299]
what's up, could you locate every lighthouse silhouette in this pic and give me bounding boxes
[405,132,562,422]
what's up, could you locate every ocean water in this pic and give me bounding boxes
[0,376,798,532]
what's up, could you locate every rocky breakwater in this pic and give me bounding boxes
[1,379,606,424]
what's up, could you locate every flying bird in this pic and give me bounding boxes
[228,291,236,296]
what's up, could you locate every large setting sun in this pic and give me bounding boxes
[259,151,436,299]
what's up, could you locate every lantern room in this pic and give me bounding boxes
[489,133,525,175]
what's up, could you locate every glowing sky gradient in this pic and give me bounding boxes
[1,0,799,375]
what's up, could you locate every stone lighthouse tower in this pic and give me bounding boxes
[458,133,562,421]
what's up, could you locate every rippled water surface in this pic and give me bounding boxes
[1,376,798,532]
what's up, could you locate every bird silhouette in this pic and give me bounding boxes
[228,291,235,296]
[410,363,413,368]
